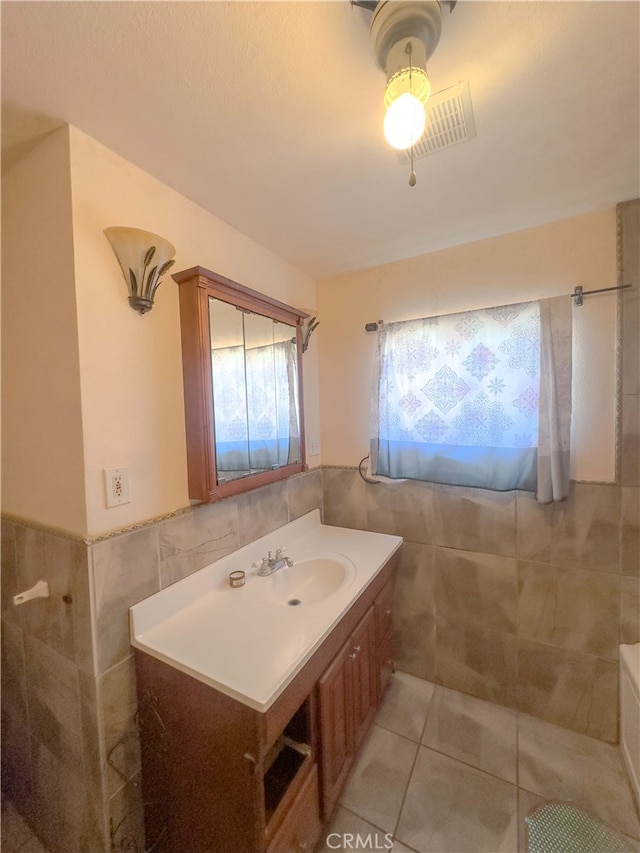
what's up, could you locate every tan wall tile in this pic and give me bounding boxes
[158,501,239,587]
[620,575,640,644]
[366,478,437,544]
[91,526,160,674]
[518,561,619,659]
[393,607,436,681]
[557,484,621,571]
[287,468,323,521]
[621,288,639,396]
[622,394,640,487]
[15,527,88,666]
[621,487,640,577]
[322,467,368,530]
[436,548,517,634]
[434,485,516,556]
[1,618,27,720]
[100,656,140,800]
[394,542,436,614]
[24,635,84,773]
[517,638,618,742]
[516,491,554,562]
[236,480,289,546]
[1,520,20,627]
[1,709,33,820]
[435,615,517,707]
[29,737,106,853]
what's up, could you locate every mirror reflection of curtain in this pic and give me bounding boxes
[212,340,300,476]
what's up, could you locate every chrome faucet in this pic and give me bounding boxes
[252,548,293,576]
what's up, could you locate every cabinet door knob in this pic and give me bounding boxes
[353,645,361,653]
[298,842,308,851]
[384,608,392,616]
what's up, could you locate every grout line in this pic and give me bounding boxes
[390,680,437,843]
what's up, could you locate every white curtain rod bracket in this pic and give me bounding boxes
[572,283,632,306]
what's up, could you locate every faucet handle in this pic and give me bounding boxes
[274,546,286,559]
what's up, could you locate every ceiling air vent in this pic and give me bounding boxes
[397,80,476,164]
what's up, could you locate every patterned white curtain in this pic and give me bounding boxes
[537,297,572,502]
[370,297,572,501]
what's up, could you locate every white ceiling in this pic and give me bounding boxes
[2,1,639,279]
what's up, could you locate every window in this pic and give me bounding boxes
[370,297,572,502]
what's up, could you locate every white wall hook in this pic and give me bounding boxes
[13,580,50,606]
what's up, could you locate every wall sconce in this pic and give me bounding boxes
[104,227,176,314]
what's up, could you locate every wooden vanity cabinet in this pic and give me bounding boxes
[317,606,377,817]
[317,578,396,819]
[134,554,397,853]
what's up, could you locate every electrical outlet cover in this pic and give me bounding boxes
[104,467,131,508]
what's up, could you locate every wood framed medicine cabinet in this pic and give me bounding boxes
[173,266,308,504]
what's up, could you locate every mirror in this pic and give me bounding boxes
[209,298,301,483]
[174,266,307,503]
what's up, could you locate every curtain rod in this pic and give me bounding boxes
[364,283,633,330]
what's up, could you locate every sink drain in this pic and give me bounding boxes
[288,598,301,606]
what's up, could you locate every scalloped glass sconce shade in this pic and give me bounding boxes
[104,227,176,314]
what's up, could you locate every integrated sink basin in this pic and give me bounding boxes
[130,510,403,711]
[266,554,356,606]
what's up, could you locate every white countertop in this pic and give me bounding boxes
[129,510,402,712]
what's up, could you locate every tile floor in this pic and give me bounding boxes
[318,672,640,853]
[2,672,639,853]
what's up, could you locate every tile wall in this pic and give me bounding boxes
[1,520,104,851]
[323,198,640,746]
[0,200,637,852]
[1,470,323,852]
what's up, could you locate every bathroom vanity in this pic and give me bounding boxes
[130,512,402,853]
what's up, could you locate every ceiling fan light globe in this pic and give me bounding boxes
[384,94,426,150]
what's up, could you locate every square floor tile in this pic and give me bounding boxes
[517,788,640,853]
[339,725,418,834]
[317,806,396,852]
[375,672,436,743]
[395,746,518,852]
[518,714,640,840]
[422,685,517,783]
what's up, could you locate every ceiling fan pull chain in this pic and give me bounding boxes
[406,41,417,186]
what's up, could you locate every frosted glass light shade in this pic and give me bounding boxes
[104,227,176,314]
[384,93,426,150]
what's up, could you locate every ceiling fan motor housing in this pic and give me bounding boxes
[370,0,443,77]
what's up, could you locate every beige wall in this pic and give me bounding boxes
[68,126,319,536]
[317,209,618,482]
[2,126,617,537]
[2,126,320,538]
[1,127,88,533]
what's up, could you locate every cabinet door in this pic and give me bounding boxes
[317,640,353,819]
[349,606,377,752]
[377,627,394,700]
